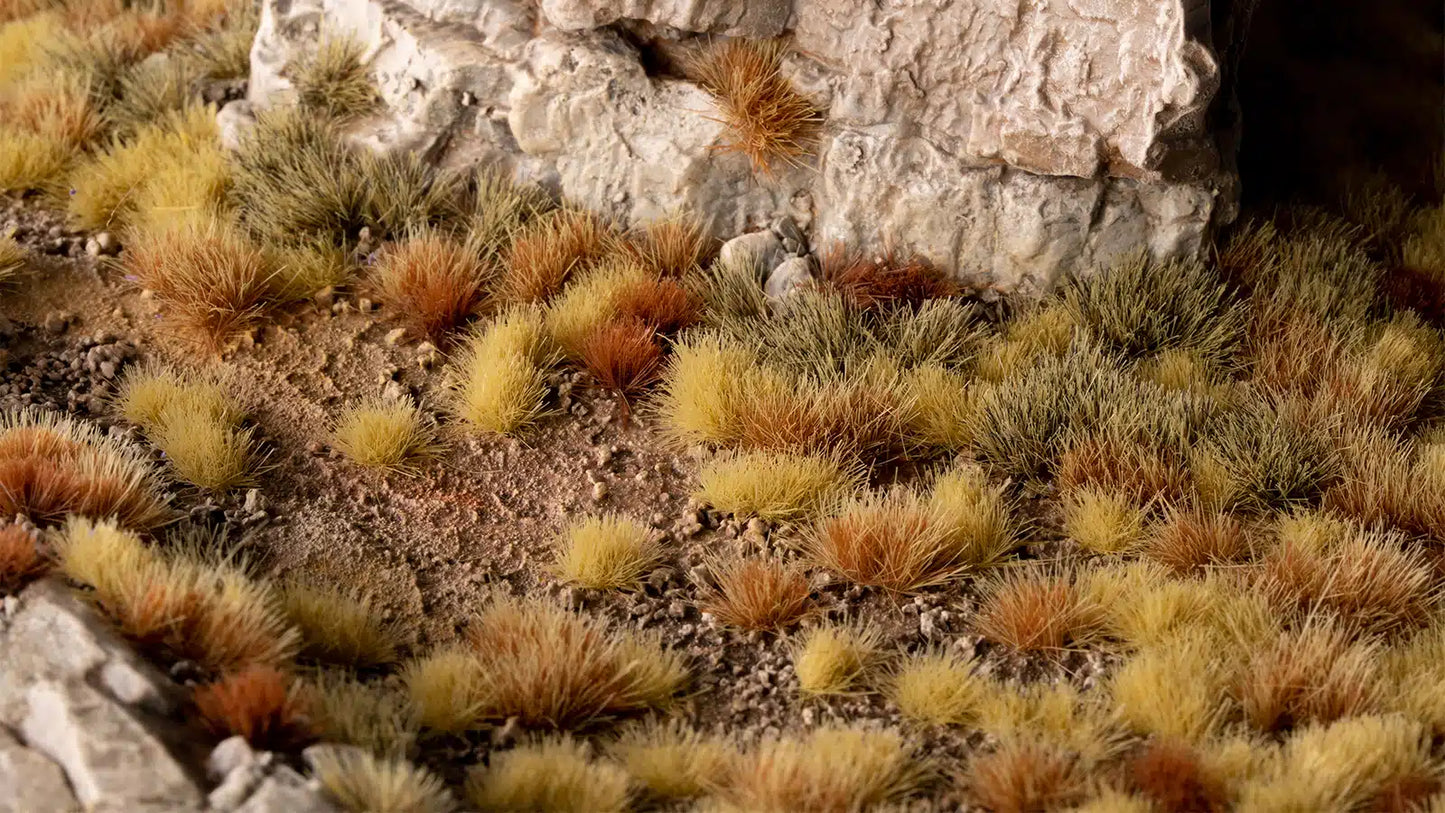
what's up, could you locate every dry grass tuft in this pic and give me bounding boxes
[371,231,489,341]
[1240,715,1436,812]
[332,396,436,470]
[310,746,456,813]
[1110,633,1230,742]
[1057,429,1190,506]
[0,524,46,593]
[887,649,984,725]
[973,305,1077,383]
[466,736,631,813]
[578,320,664,417]
[817,244,961,311]
[1062,487,1146,554]
[717,726,931,812]
[193,665,313,750]
[698,552,812,631]
[612,275,700,334]
[500,208,616,304]
[0,128,75,192]
[608,717,734,801]
[280,580,405,668]
[446,306,556,435]
[1127,738,1230,813]
[973,681,1122,764]
[121,220,276,348]
[1234,621,1382,733]
[287,35,375,120]
[553,514,663,590]
[973,569,1104,653]
[793,623,880,695]
[465,596,687,727]
[400,646,485,735]
[0,409,170,529]
[966,739,1088,813]
[688,38,820,174]
[696,450,860,521]
[272,240,353,301]
[900,364,976,450]
[632,214,713,277]
[304,673,417,758]
[545,259,651,359]
[656,333,760,446]
[1143,508,1251,576]
[0,233,26,283]
[114,365,253,490]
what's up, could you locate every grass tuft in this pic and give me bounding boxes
[305,673,417,758]
[689,38,820,174]
[1234,621,1381,733]
[966,739,1088,813]
[1127,738,1231,813]
[280,580,405,667]
[545,259,651,359]
[817,244,961,311]
[716,726,931,812]
[608,717,734,801]
[1062,487,1146,554]
[696,450,861,522]
[0,524,47,593]
[887,649,984,725]
[332,396,437,470]
[1240,715,1436,812]
[371,231,489,341]
[0,233,27,283]
[792,622,880,695]
[1143,508,1251,576]
[972,569,1104,653]
[400,646,485,735]
[553,514,662,590]
[465,737,631,813]
[499,208,616,304]
[446,306,555,435]
[698,552,812,631]
[192,665,313,750]
[310,746,456,813]
[1110,633,1229,742]
[578,319,664,418]
[632,214,712,277]
[287,35,375,120]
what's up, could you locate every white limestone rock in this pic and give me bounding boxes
[0,726,79,813]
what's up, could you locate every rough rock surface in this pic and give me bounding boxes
[247,0,1253,291]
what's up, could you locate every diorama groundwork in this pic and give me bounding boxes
[5,2,1445,812]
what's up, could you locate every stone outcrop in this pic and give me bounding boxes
[244,0,1255,293]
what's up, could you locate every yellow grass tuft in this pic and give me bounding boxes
[657,333,759,446]
[608,717,735,801]
[280,580,406,667]
[400,646,485,735]
[901,364,976,450]
[68,104,219,231]
[1062,487,1146,554]
[792,623,880,696]
[447,306,556,435]
[697,450,861,522]
[544,257,650,358]
[332,396,437,470]
[887,649,984,725]
[466,737,631,813]
[974,305,1077,382]
[717,726,931,811]
[0,128,73,192]
[310,746,456,813]
[1110,633,1230,743]
[0,233,27,283]
[115,363,253,493]
[553,514,663,590]
[305,672,418,758]
[1239,715,1437,812]
[0,13,63,85]
[271,240,353,301]
[974,681,1121,764]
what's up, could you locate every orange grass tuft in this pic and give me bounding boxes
[698,553,812,631]
[579,320,664,420]
[612,276,700,335]
[818,244,961,311]
[1144,508,1252,576]
[1234,622,1381,733]
[371,231,489,341]
[1127,738,1229,813]
[0,524,46,592]
[192,665,314,750]
[1057,432,1189,505]
[973,570,1105,653]
[966,740,1088,813]
[689,38,821,174]
[500,209,616,304]
[632,215,713,277]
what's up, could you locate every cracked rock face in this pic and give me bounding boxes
[247,0,1253,293]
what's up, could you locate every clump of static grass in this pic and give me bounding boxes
[121,219,276,349]
[54,517,299,670]
[499,208,617,304]
[287,35,376,121]
[696,450,861,521]
[1062,487,1146,554]
[1110,633,1231,742]
[68,103,220,231]
[332,396,437,470]
[899,364,975,450]
[656,333,759,446]
[271,239,353,301]
[446,306,556,435]
[974,681,1123,765]
[689,37,820,174]
[186,1,259,82]
[466,736,630,813]
[631,213,713,277]
[400,646,485,735]
[545,258,651,359]
[1143,507,1251,576]
[612,274,701,335]
[2,70,103,149]
[608,717,734,801]
[698,552,812,631]
[280,580,405,667]
[1244,225,1382,331]
[1056,426,1191,506]
[148,399,258,492]
[1239,715,1438,812]
[0,12,62,83]
[716,726,931,812]
[579,319,664,419]
[1125,738,1232,813]
[1200,394,1341,513]
[0,524,47,593]
[872,297,982,370]
[106,54,201,137]
[973,304,1077,383]
[1061,253,1243,365]
[1384,623,1445,735]
[972,569,1106,653]
[464,168,552,255]
[1136,347,1224,395]
[127,140,232,234]
[553,514,663,590]
[360,150,466,239]
[305,672,417,758]
[1254,526,1436,637]
[0,233,27,283]
[229,107,370,245]
[0,409,171,529]
[748,287,873,377]
[371,231,489,341]
[687,250,768,332]
[0,128,77,192]
[965,739,1089,813]
[310,746,456,813]
[1323,430,1445,541]
[114,362,238,431]
[1085,562,1274,651]
[465,596,688,727]
[1233,620,1382,733]
[730,362,916,463]
[807,466,1015,593]
[817,244,961,311]
[192,665,313,750]
[887,649,984,725]
[792,622,880,695]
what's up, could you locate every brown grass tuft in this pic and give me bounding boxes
[1144,508,1252,576]
[966,739,1088,813]
[1234,621,1382,733]
[0,524,46,592]
[192,665,313,750]
[1057,431,1189,505]
[973,570,1105,653]
[612,276,700,335]
[698,553,812,631]
[465,596,687,728]
[688,38,821,174]
[632,214,713,277]
[579,320,664,421]
[817,244,961,311]
[371,232,489,341]
[1127,738,1229,813]
[499,208,616,304]
[717,726,931,812]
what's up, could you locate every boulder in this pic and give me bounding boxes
[247,0,1255,292]
[0,726,79,813]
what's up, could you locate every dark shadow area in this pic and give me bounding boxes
[1237,0,1444,208]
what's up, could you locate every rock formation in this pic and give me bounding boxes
[244,0,1256,293]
